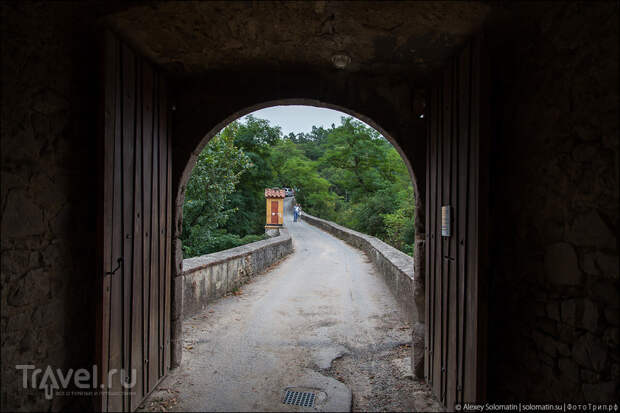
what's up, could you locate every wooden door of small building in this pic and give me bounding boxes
[98,31,172,412]
[271,201,279,224]
[425,35,489,410]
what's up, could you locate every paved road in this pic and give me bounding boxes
[140,198,418,412]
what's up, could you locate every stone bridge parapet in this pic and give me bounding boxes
[301,212,425,377]
[182,229,293,319]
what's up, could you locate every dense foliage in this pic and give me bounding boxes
[181,115,416,258]
[181,127,259,258]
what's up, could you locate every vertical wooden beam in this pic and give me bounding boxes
[457,42,472,407]
[149,69,160,389]
[432,84,440,389]
[424,85,432,383]
[106,39,125,413]
[432,74,443,400]
[447,51,459,410]
[476,34,490,403]
[141,61,154,394]
[120,44,136,412]
[99,30,119,413]
[158,73,168,379]
[464,36,481,404]
[164,82,172,374]
[441,58,452,404]
[130,55,144,412]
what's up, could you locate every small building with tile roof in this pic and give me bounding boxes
[265,188,285,230]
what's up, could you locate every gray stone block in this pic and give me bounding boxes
[581,381,617,403]
[572,333,608,372]
[544,242,582,285]
[568,211,616,250]
[180,229,293,319]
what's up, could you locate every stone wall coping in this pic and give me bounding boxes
[301,213,415,280]
[182,228,291,275]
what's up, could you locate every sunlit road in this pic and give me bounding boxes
[140,197,412,412]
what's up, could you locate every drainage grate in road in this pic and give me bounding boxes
[283,390,316,407]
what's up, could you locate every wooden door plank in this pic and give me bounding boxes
[441,61,452,404]
[432,80,442,398]
[429,85,436,392]
[434,80,440,395]
[447,52,461,410]
[120,44,136,412]
[107,37,125,413]
[432,75,443,399]
[457,42,471,407]
[149,72,161,389]
[478,35,490,404]
[424,86,432,383]
[130,56,145,412]
[433,84,441,389]
[141,62,154,393]
[426,86,434,386]
[464,36,481,404]
[158,73,168,379]
[431,85,440,390]
[164,86,172,373]
[100,31,119,413]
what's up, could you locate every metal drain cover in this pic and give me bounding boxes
[283,389,316,407]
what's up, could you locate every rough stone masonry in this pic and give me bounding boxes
[0,1,618,411]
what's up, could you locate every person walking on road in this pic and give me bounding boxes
[293,204,299,222]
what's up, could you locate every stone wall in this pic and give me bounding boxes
[301,213,425,378]
[485,2,619,402]
[182,230,293,319]
[1,1,617,410]
[1,3,102,411]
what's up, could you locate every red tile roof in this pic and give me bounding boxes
[264,188,286,198]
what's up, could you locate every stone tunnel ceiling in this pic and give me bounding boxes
[104,1,491,77]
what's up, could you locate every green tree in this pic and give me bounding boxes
[320,117,389,199]
[312,117,416,254]
[181,127,252,257]
[291,125,331,160]
[224,115,282,236]
[181,113,416,258]
[381,184,416,254]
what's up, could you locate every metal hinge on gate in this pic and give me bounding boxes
[105,257,123,276]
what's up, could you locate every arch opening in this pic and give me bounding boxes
[167,101,429,407]
[175,99,424,258]
[176,99,421,220]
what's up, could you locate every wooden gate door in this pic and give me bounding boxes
[98,31,172,412]
[425,34,488,410]
[271,201,279,224]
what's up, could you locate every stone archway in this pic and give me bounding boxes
[168,89,428,380]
